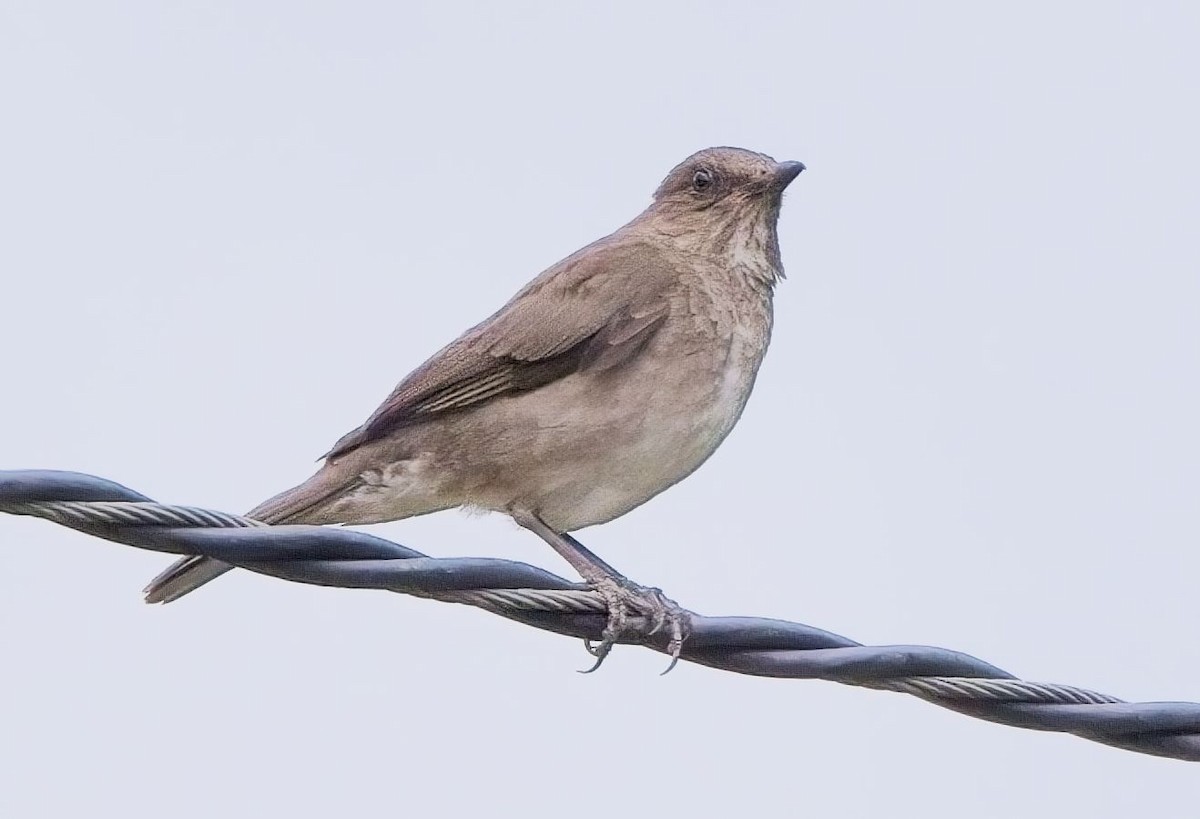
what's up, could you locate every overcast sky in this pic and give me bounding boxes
[2,3,1199,816]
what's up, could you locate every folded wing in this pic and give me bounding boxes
[324,237,678,460]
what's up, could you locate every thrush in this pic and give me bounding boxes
[144,146,804,669]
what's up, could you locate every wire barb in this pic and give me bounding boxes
[2,469,1199,762]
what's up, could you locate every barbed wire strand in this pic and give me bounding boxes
[2,469,1198,762]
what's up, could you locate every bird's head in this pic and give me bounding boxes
[645,146,804,284]
[652,147,803,215]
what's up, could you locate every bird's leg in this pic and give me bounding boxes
[510,509,691,673]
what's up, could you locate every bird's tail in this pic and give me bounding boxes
[142,555,235,604]
[142,466,356,604]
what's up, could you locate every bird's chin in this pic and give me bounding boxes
[763,183,795,204]
[757,189,786,214]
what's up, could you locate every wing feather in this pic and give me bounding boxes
[323,237,677,460]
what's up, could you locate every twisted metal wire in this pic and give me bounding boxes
[3,469,1198,762]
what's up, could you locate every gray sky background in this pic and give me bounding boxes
[2,3,1198,816]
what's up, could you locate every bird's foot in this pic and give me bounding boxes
[581,576,691,674]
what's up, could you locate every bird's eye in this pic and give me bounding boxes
[692,169,714,192]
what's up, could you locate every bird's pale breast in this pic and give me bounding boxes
[455,275,773,531]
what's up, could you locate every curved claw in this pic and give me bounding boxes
[579,654,608,674]
[646,603,667,637]
[579,636,615,673]
[660,618,686,675]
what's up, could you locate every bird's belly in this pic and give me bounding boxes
[474,334,763,531]
[536,409,735,529]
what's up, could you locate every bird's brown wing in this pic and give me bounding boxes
[323,237,678,460]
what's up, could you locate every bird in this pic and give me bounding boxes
[144,146,804,669]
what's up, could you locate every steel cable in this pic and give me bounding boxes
[3,469,1198,762]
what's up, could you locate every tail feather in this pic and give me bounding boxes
[143,556,234,604]
[141,466,358,604]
